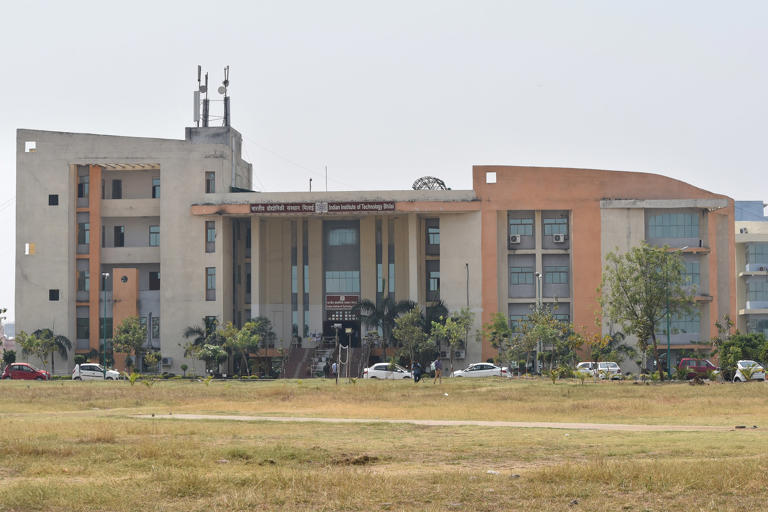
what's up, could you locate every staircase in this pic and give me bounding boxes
[283,347,313,379]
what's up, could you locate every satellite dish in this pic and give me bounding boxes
[218,86,226,95]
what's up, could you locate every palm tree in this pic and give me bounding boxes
[354,297,416,352]
[33,328,72,377]
[183,318,222,356]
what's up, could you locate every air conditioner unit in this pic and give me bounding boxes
[439,350,448,359]
[509,234,521,244]
[454,350,466,359]
[760,266,766,272]
[553,233,566,243]
[161,357,173,367]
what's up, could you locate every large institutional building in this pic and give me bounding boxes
[15,122,738,375]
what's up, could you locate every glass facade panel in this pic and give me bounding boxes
[509,266,534,285]
[328,228,357,246]
[149,225,160,247]
[205,172,215,193]
[648,213,699,238]
[543,217,568,236]
[747,280,768,302]
[684,261,700,286]
[509,217,533,236]
[205,267,216,301]
[657,310,700,335]
[426,260,440,302]
[325,271,360,293]
[77,270,90,292]
[152,177,160,198]
[76,317,89,340]
[746,243,768,265]
[78,223,90,245]
[205,221,215,253]
[544,266,569,284]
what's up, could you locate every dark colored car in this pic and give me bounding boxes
[677,358,718,379]
[2,363,51,380]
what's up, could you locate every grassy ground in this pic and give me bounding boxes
[0,378,766,511]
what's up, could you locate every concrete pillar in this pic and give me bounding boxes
[407,213,419,303]
[250,217,261,319]
[308,218,323,336]
[297,219,305,337]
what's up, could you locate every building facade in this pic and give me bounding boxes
[15,126,736,375]
[735,201,768,338]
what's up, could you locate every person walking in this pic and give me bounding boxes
[412,362,422,383]
[433,357,442,384]
[323,360,330,378]
[331,360,338,378]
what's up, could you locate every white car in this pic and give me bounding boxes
[363,363,412,380]
[452,363,510,378]
[72,363,121,380]
[733,360,766,382]
[576,361,622,380]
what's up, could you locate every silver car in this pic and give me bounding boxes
[72,363,121,380]
[363,363,412,380]
[452,363,510,378]
[733,360,766,382]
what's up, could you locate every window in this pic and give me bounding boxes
[747,280,768,302]
[76,318,89,339]
[48,194,58,206]
[205,221,216,253]
[509,266,534,285]
[149,271,160,291]
[204,316,218,335]
[206,267,216,301]
[509,217,534,236]
[543,217,568,236]
[426,222,440,245]
[114,226,125,247]
[657,310,700,335]
[77,175,89,198]
[648,213,698,239]
[327,228,357,246]
[149,225,160,247]
[78,223,90,245]
[77,270,90,292]
[325,271,360,293]
[205,172,215,193]
[544,266,569,284]
[426,260,440,301]
[151,317,160,339]
[49,289,59,301]
[99,318,114,339]
[683,261,700,286]
[102,226,105,248]
[746,243,768,265]
[152,177,160,198]
[509,315,526,333]
[111,179,122,199]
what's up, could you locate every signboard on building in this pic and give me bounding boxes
[250,201,395,214]
[325,294,360,311]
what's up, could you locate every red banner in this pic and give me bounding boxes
[325,294,360,311]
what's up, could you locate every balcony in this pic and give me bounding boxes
[102,198,160,218]
[102,246,160,264]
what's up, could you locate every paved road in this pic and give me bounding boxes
[140,413,742,432]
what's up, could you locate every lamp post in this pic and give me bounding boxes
[534,271,543,374]
[101,272,110,378]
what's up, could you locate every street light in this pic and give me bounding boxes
[534,271,543,374]
[101,272,110,379]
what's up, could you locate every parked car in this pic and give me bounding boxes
[575,361,622,380]
[677,358,719,379]
[72,363,121,380]
[451,362,511,378]
[733,360,766,382]
[2,363,51,380]
[363,363,412,380]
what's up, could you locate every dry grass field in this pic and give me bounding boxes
[0,377,766,511]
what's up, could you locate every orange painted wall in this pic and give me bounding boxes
[87,165,102,353]
[473,165,736,360]
[112,268,139,371]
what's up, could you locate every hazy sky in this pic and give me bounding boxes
[1,1,767,323]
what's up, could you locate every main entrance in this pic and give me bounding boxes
[322,320,361,347]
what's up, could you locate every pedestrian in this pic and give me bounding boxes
[433,357,442,384]
[323,360,330,378]
[331,361,338,378]
[412,362,422,383]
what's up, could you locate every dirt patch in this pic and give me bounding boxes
[332,454,379,465]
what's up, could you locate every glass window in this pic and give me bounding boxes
[149,271,160,291]
[111,179,122,200]
[152,177,160,199]
[99,318,113,340]
[747,280,768,302]
[327,228,357,246]
[151,317,160,339]
[544,266,569,284]
[48,289,59,301]
[149,225,160,247]
[77,318,89,340]
[684,261,700,286]
[543,217,568,236]
[78,223,90,245]
[114,226,124,247]
[77,270,90,292]
[509,217,534,236]
[205,267,216,301]
[205,221,216,253]
[205,172,215,193]
[509,266,534,286]
[657,310,700,335]
[426,224,440,245]
[746,243,768,266]
[77,175,89,198]
[426,260,440,301]
[648,213,698,238]
[324,271,360,293]
[48,194,58,206]
[509,314,526,333]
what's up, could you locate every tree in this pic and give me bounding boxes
[112,317,148,372]
[518,304,577,372]
[248,316,277,349]
[143,351,161,373]
[355,297,417,353]
[2,349,16,368]
[393,307,431,367]
[197,344,228,374]
[432,309,473,374]
[482,313,516,369]
[711,315,767,380]
[33,328,72,377]
[16,331,49,369]
[599,243,694,381]
[221,321,262,376]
